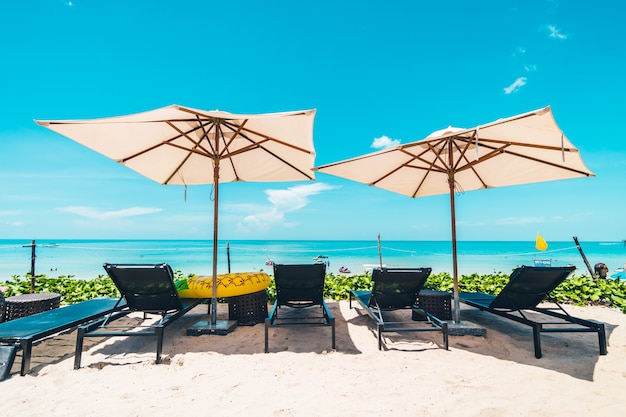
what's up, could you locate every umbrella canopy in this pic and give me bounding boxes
[36,105,317,330]
[315,106,594,323]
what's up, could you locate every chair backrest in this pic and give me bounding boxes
[369,267,432,309]
[103,263,183,314]
[491,265,576,309]
[273,263,326,308]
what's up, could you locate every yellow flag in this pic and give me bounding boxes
[535,233,548,251]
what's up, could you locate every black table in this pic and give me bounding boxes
[4,293,62,321]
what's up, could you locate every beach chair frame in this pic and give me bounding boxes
[349,267,449,351]
[0,297,126,377]
[459,265,607,358]
[74,263,207,368]
[265,263,335,353]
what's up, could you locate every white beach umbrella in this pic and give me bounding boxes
[315,106,594,324]
[36,105,317,333]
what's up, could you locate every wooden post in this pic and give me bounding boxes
[28,240,36,293]
[573,236,595,280]
[226,242,231,273]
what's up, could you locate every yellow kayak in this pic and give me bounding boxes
[175,272,271,298]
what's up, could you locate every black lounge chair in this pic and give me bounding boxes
[0,297,125,377]
[349,267,449,350]
[74,263,207,369]
[459,265,608,358]
[265,263,335,353]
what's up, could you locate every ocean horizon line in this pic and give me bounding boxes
[1,238,624,281]
[1,238,622,243]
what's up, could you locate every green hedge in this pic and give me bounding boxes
[3,271,625,313]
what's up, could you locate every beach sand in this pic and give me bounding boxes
[1,301,624,416]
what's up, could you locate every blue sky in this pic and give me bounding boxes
[1,1,624,243]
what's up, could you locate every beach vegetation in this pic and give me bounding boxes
[0,274,119,304]
[264,271,626,313]
[2,271,625,313]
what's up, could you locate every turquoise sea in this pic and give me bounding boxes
[0,239,625,281]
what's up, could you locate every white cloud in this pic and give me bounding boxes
[546,25,567,40]
[3,221,23,227]
[495,216,544,225]
[0,211,22,227]
[503,77,527,94]
[58,206,162,220]
[524,64,537,72]
[238,182,338,232]
[371,135,401,149]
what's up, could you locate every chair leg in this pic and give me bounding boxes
[264,319,270,353]
[155,327,164,364]
[74,327,86,370]
[377,324,383,350]
[20,340,32,376]
[532,324,542,359]
[331,317,336,349]
[598,322,608,355]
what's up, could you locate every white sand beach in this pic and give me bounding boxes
[1,301,624,416]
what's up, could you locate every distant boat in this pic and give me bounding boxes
[265,259,274,266]
[363,263,387,272]
[611,267,625,280]
[313,255,330,266]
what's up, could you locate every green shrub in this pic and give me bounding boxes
[3,271,625,314]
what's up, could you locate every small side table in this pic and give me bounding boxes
[4,293,62,321]
[413,290,452,321]
[228,290,268,326]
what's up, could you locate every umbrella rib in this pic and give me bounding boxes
[163,150,194,185]
[222,120,315,156]
[195,117,218,157]
[450,134,491,189]
[118,120,216,164]
[368,147,434,186]
[218,119,249,162]
[409,139,452,197]
[397,143,447,197]
[488,147,591,176]
[211,119,254,181]
[367,146,445,197]
[167,119,217,157]
[453,137,591,177]
[162,119,219,184]
[457,136,579,152]
[217,120,315,180]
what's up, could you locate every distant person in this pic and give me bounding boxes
[594,263,608,279]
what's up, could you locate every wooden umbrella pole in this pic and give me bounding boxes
[449,176,460,324]
[211,161,219,325]
[448,141,461,324]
